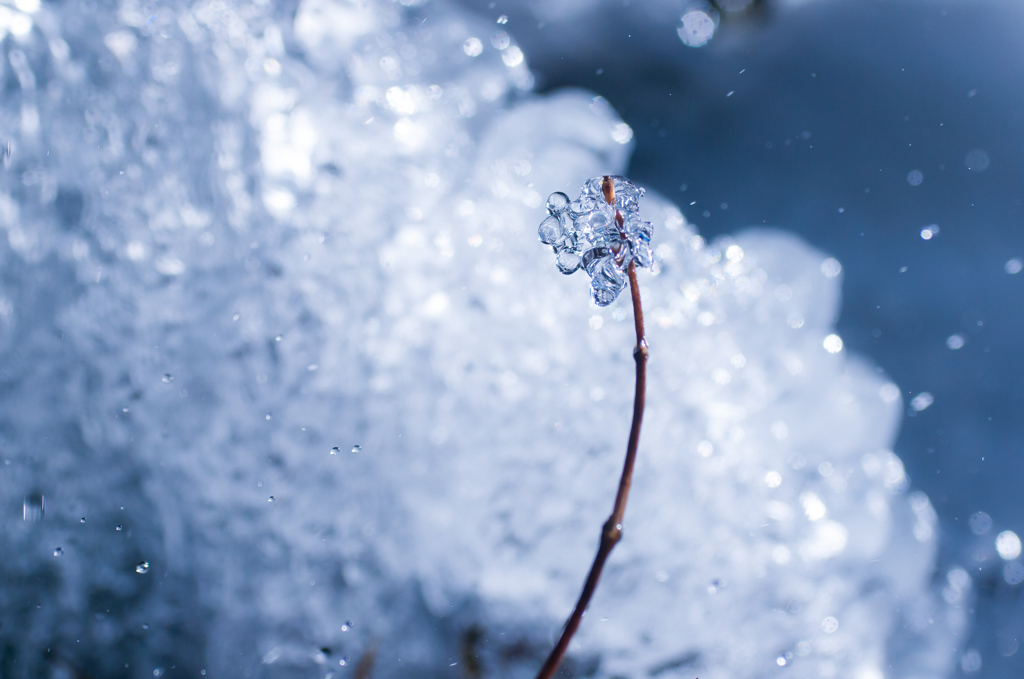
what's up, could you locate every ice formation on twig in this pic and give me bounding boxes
[539,176,654,306]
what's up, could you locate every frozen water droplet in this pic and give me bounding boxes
[538,215,563,245]
[122,406,129,413]
[592,256,627,294]
[80,517,86,523]
[232,313,240,321]
[582,246,611,275]
[22,493,44,521]
[555,250,581,275]
[53,547,63,556]
[116,524,123,531]
[161,373,173,383]
[496,14,507,24]
[631,240,654,269]
[1006,258,1023,274]
[330,447,339,455]
[581,210,617,246]
[136,561,149,573]
[339,657,349,666]
[268,496,275,502]
[341,620,353,631]
[546,191,569,214]
[351,445,361,453]
[608,175,643,211]
[265,413,272,420]
[275,335,282,341]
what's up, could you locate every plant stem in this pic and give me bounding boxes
[534,177,648,679]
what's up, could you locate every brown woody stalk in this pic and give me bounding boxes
[534,176,648,679]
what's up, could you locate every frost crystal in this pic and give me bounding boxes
[540,176,654,306]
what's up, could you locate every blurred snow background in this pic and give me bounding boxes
[0,0,1018,677]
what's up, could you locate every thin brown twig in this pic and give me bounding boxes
[534,176,648,679]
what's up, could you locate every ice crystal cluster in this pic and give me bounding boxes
[0,0,967,678]
[539,176,653,306]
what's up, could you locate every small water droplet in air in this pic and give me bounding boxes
[265,413,272,420]
[961,648,982,673]
[339,657,348,666]
[116,525,123,531]
[910,392,934,412]
[232,313,240,321]
[462,37,482,57]
[268,496,275,502]
[330,447,339,455]
[996,530,1022,560]
[496,14,508,23]
[969,512,992,535]
[136,561,150,573]
[161,374,173,383]
[275,335,282,341]
[1006,258,1023,274]
[965,149,990,172]
[351,445,361,453]
[123,406,129,413]
[678,6,718,47]
[1004,561,1024,585]
[53,547,64,556]
[22,494,44,521]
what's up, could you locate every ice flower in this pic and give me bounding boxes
[538,175,654,306]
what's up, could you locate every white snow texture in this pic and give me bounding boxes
[0,0,966,678]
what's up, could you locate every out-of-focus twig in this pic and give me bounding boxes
[354,641,378,679]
